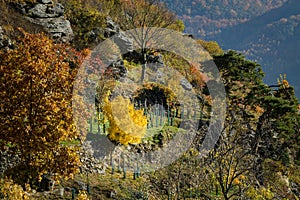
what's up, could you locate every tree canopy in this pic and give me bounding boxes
[0,31,83,185]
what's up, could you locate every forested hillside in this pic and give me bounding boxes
[0,0,299,199]
[162,0,300,98]
[161,0,287,38]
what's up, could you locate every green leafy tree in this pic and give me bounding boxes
[214,51,300,197]
[61,0,107,49]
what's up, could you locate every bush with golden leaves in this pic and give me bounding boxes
[103,95,147,145]
[0,178,29,200]
[76,190,91,200]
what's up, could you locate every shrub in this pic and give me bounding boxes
[103,95,147,145]
[0,178,29,200]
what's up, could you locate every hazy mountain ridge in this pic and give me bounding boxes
[216,0,300,44]
[162,0,300,98]
[161,0,288,37]
[215,0,300,94]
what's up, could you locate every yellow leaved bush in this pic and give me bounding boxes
[0,179,29,200]
[103,95,147,145]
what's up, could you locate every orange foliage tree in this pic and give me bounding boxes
[0,31,84,185]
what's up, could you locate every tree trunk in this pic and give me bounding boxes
[141,52,147,83]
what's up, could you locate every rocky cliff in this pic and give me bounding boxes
[9,0,73,42]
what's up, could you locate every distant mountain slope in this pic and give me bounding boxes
[161,0,287,38]
[215,0,300,96]
[162,0,300,98]
[216,0,300,47]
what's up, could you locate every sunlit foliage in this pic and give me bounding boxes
[103,95,147,145]
[0,178,29,200]
[0,30,83,185]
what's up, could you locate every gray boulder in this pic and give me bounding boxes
[147,54,164,71]
[0,26,3,40]
[105,59,127,79]
[113,31,133,54]
[26,16,73,42]
[180,79,193,91]
[37,0,52,4]
[105,18,133,54]
[0,26,14,50]
[104,18,120,38]
[27,3,64,18]
[16,0,74,43]
[86,27,102,42]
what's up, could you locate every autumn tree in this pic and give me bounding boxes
[0,31,83,185]
[204,113,254,199]
[112,0,179,82]
[197,39,223,56]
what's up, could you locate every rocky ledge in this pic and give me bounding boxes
[10,0,73,43]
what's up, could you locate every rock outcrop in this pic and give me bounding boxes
[0,26,14,50]
[105,59,127,80]
[79,141,107,174]
[105,18,133,54]
[11,0,73,42]
[180,78,193,91]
